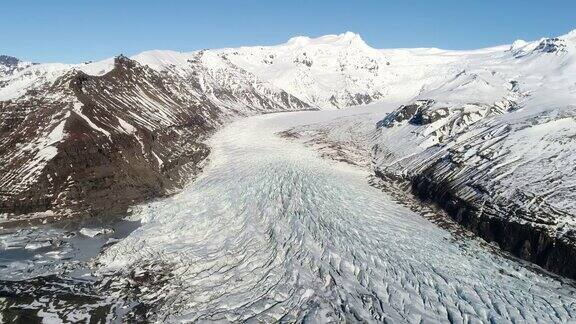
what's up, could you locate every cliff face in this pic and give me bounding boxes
[406,170,576,279]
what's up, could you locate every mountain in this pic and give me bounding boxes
[2,30,576,283]
[372,30,576,278]
[4,30,576,322]
[127,32,458,110]
[0,32,410,222]
[0,53,308,223]
[215,32,392,109]
[0,55,31,76]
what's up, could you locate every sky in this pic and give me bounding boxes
[1,0,575,63]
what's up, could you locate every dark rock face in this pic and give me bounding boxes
[0,56,310,223]
[405,169,576,279]
[513,37,568,58]
[534,38,567,54]
[373,93,576,279]
[376,166,576,279]
[0,57,210,220]
[376,100,435,128]
[0,55,19,67]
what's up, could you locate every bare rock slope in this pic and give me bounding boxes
[0,55,309,222]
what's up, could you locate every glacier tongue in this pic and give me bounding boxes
[99,110,576,323]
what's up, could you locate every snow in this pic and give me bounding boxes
[0,63,71,101]
[36,113,69,160]
[98,108,576,322]
[36,309,63,324]
[24,241,52,250]
[77,57,115,76]
[116,116,137,134]
[3,28,576,321]
[79,227,114,238]
[3,110,72,189]
[151,151,163,168]
[131,50,194,73]
[218,32,392,109]
[0,59,114,101]
[73,101,112,139]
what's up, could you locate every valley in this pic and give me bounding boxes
[2,30,576,322]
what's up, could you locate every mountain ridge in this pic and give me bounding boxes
[0,54,309,222]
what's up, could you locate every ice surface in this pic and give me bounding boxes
[79,227,114,238]
[100,110,576,322]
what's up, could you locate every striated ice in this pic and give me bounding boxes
[100,110,576,323]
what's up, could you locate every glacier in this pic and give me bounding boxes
[97,109,576,322]
[2,29,576,322]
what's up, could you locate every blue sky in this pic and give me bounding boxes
[2,0,575,63]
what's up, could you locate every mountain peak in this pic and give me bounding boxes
[285,32,368,48]
[338,31,362,41]
[328,31,366,46]
[510,30,575,57]
[0,55,20,67]
[286,35,312,45]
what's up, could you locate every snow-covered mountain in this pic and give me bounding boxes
[0,53,308,221]
[2,30,576,283]
[0,55,30,77]
[371,30,576,278]
[0,32,407,220]
[128,32,407,109]
[126,32,462,109]
[4,29,576,321]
